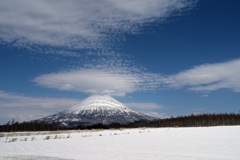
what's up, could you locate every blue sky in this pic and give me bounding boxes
[1,0,240,124]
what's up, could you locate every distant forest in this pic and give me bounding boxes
[1,113,240,132]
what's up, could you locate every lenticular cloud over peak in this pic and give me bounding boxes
[33,67,163,97]
[0,0,195,51]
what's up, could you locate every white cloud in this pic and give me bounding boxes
[0,90,80,123]
[33,58,240,97]
[0,91,80,108]
[0,0,194,51]
[164,59,240,93]
[33,67,163,96]
[126,102,163,110]
[126,102,165,118]
[143,111,168,119]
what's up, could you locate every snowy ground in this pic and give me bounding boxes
[0,126,240,160]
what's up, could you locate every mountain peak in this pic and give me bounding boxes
[68,95,129,113]
[38,95,156,127]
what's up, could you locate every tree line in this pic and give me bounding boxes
[0,119,60,132]
[122,113,240,129]
[1,113,240,132]
[78,113,240,129]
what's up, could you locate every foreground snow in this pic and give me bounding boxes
[0,126,240,160]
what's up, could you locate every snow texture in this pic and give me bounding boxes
[0,126,240,160]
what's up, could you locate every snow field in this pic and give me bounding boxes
[0,126,240,160]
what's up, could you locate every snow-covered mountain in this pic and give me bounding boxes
[38,95,156,127]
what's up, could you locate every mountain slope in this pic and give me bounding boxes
[38,95,155,127]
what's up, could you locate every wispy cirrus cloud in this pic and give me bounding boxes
[0,0,195,52]
[164,59,240,93]
[0,90,81,123]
